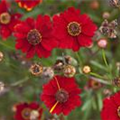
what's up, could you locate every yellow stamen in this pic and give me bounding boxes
[54,77,61,90]
[50,101,59,113]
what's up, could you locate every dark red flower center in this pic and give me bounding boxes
[117,106,120,117]
[55,89,69,103]
[27,29,42,45]
[0,12,11,24]
[22,108,31,119]
[67,21,81,36]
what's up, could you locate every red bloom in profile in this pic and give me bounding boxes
[14,102,43,120]
[101,91,120,120]
[15,0,42,11]
[0,0,21,39]
[53,7,97,51]
[14,15,57,58]
[41,75,81,115]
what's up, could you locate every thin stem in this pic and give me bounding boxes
[75,52,83,67]
[90,72,106,80]
[0,41,15,50]
[102,49,109,68]
[10,77,29,87]
[102,49,112,80]
[90,76,111,85]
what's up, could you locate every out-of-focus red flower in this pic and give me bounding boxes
[101,91,120,120]
[15,0,42,11]
[14,15,58,58]
[0,0,21,39]
[53,7,97,51]
[14,102,43,120]
[41,75,81,115]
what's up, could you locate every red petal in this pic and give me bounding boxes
[78,34,92,47]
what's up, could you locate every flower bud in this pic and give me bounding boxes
[97,38,108,48]
[42,67,54,80]
[64,55,78,66]
[82,66,91,74]
[90,0,99,10]
[29,63,43,76]
[63,65,76,77]
[113,77,120,87]
[102,12,110,19]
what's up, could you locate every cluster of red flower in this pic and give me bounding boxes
[0,0,97,58]
[2,0,119,120]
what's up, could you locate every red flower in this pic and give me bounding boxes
[101,91,120,120]
[14,15,58,58]
[14,102,43,120]
[41,75,81,115]
[0,0,21,39]
[15,0,42,11]
[53,7,97,51]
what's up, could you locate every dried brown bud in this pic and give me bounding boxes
[63,65,76,77]
[99,19,118,38]
[54,59,64,71]
[109,0,120,7]
[29,63,43,76]
[113,77,120,87]
[42,67,54,80]
[64,55,78,66]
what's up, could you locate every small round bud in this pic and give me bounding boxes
[102,12,110,19]
[42,67,54,80]
[63,65,76,77]
[97,38,108,48]
[29,63,43,76]
[82,66,91,74]
[90,0,99,10]
[0,51,4,62]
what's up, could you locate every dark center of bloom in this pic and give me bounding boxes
[27,29,42,45]
[22,108,31,119]
[55,89,69,103]
[67,21,81,36]
[117,106,120,118]
[91,80,101,89]
[0,12,11,24]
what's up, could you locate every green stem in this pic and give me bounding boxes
[102,49,112,80]
[0,41,15,50]
[75,52,83,67]
[102,49,109,68]
[90,76,111,85]
[90,72,105,80]
[10,77,29,87]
